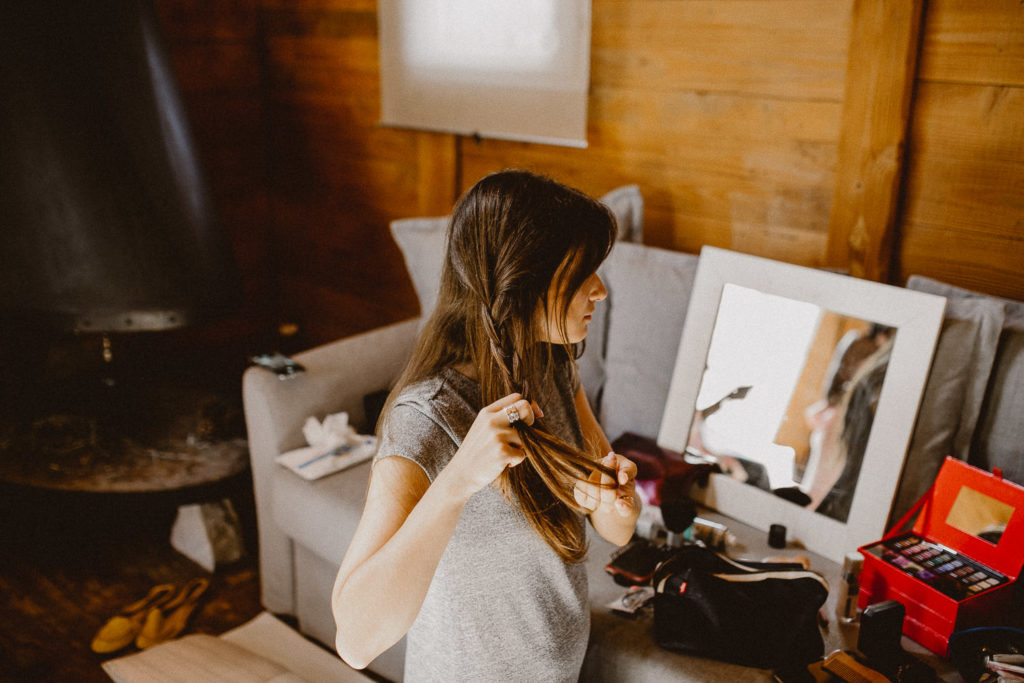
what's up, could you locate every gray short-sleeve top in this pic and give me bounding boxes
[375,353,589,683]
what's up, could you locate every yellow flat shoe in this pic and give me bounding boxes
[90,583,176,653]
[135,577,210,649]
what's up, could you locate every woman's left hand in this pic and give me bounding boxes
[573,452,638,517]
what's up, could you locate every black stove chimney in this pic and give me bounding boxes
[0,0,241,334]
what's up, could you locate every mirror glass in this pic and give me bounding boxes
[686,283,896,523]
[659,247,946,563]
[946,486,1013,545]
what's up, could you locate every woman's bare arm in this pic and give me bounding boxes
[331,455,468,668]
[331,393,533,669]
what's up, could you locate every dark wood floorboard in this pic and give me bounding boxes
[0,479,266,682]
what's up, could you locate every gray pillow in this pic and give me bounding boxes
[976,327,1024,484]
[905,275,1024,488]
[600,242,699,441]
[389,216,448,321]
[890,290,1005,522]
[599,184,644,242]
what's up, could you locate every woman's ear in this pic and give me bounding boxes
[533,296,554,343]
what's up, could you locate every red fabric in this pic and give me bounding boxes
[611,432,716,506]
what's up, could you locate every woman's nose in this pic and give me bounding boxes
[590,274,608,301]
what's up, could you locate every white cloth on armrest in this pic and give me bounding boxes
[275,412,376,481]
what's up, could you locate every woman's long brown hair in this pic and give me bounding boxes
[382,169,618,563]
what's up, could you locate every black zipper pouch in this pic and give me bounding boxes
[652,545,829,670]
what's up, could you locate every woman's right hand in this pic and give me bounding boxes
[441,393,540,500]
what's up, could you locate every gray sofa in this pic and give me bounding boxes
[242,188,1023,681]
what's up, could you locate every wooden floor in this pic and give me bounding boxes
[0,477,267,681]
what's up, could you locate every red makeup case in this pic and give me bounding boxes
[857,457,1024,656]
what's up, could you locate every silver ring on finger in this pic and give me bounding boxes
[505,405,521,426]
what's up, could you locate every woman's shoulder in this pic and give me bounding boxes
[392,372,449,408]
[387,369,479,438]
[378,369,480,476]
[393,367,478,412]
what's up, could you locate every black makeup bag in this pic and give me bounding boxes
[652,545,829,669]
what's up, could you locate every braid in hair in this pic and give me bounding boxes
[480,303,512,384]
[475,290,616,564]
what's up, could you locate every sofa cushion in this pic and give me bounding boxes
[389,216,449,322]
[272,460,374,567]
[600,243,699,442]
[906,276,1024,486]
[889,291,1005,521]
[599,184,644,243]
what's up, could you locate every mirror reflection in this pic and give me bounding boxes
[946,486,1012,545]
[686,284,896,523]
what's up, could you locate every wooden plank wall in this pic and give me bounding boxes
[826,1,924,282]
[155,0,1024,349]
[897,1,1024,299]
[464,1,851,265]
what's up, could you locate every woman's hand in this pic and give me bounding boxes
[573,452,638,517]
[441,393,540,501]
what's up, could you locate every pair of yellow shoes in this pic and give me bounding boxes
[90,577,210,654]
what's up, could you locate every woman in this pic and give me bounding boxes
[332,170,641,681]
[812,340,893,522]
[803,331,894,522]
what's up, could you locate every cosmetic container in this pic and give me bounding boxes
[836,551,863,623]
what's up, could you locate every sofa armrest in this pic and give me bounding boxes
[241,316,420,613]
[244,317,421,455]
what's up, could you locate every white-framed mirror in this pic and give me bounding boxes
[658,247,946,563]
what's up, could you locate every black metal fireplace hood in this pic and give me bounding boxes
[0,0,241,333]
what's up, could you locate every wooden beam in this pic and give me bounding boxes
[416,131,459,216]
[826,0,925,281]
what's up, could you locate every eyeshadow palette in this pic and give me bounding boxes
[857,458,1024,657]
[861,532,1007,601]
